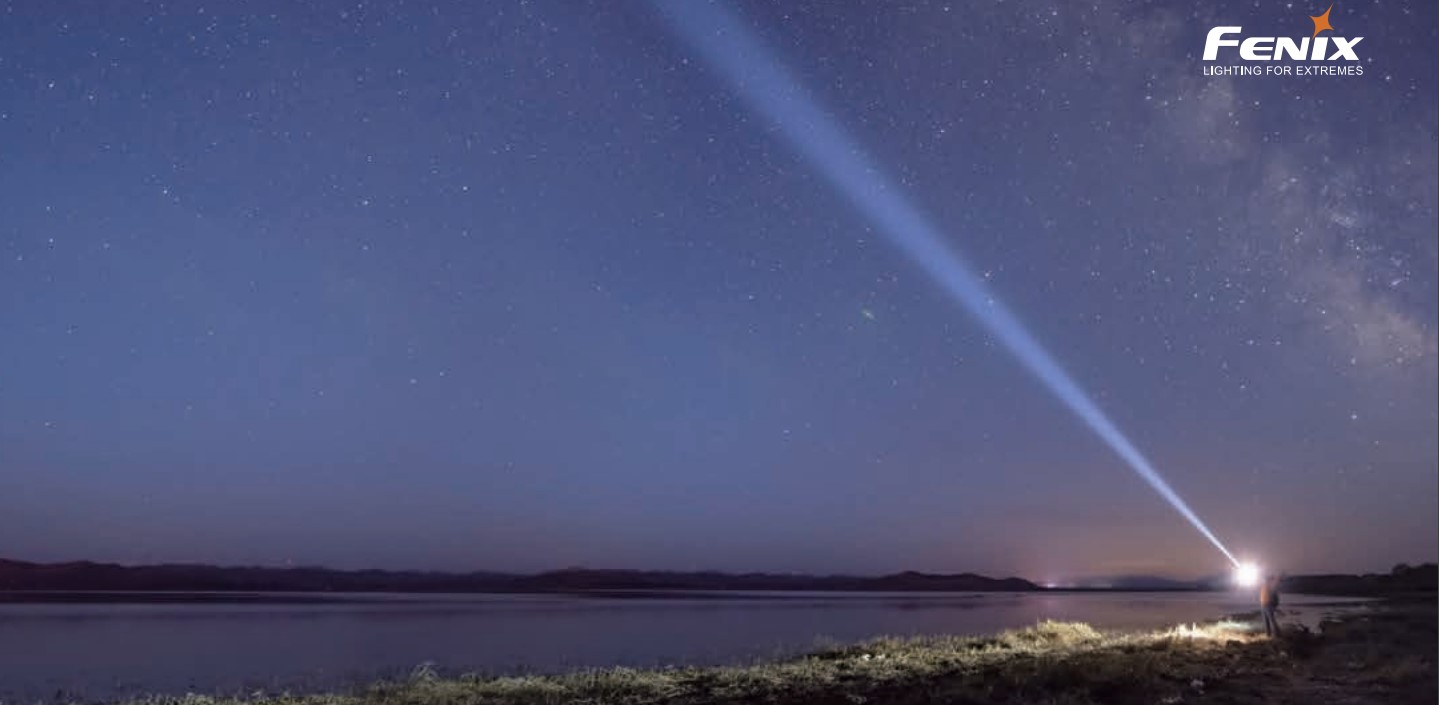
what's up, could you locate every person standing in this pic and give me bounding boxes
[1259,573,1282,637]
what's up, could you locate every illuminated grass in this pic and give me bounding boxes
[109,603,1434,705]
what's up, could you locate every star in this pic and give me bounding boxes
[1310,4,1335,38]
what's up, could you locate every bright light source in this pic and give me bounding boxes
[1234,562,1261,587]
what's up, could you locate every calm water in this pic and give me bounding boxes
[0,591,1366,703]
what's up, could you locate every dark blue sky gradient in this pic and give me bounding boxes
[2,0,1435,581]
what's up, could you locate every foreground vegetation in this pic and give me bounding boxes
[121,600,1434,705]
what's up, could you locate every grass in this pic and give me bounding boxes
[110,600,1436,705]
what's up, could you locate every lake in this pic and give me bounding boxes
[0,591,1368,703]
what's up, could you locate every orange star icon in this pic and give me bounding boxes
[1310,4,1335,37]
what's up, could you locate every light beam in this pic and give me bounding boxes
[653,1,1239,568]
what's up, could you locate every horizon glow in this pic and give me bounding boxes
[652,0,1240,568]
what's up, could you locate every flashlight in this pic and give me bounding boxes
[1233,561,1261,588]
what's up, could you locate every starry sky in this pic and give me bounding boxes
[2,1,1435,582]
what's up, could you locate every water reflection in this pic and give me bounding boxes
[0,591,1368,703]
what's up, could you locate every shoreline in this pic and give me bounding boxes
[0,588,1385,605]
[33,597,1430,705]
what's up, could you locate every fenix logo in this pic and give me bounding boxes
[1203,4,1362,61]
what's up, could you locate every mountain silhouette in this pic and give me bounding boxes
[0,558,1036,594]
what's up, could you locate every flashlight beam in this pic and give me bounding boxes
[654,1,1239,568]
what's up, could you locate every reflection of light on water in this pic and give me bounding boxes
[1,591,1378,703]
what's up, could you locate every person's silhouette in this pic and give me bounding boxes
[1259,573,1282,637]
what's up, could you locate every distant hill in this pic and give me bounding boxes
[0,558,1036,594]
[5,557,1429,598]
[1279,563,1438,597]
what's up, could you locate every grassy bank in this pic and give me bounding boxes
[124,600,1434,705]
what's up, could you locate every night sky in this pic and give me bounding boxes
[2,1,1435,583]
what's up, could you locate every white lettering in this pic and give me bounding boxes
[1204,27,1243,60]
[1203,27,1364,61]
[1240,37,1275,60]
[1328,36,1363,60]
[1274,37,1309,60]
